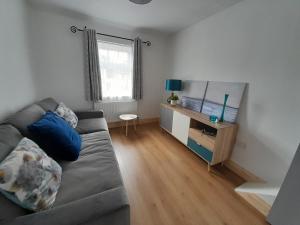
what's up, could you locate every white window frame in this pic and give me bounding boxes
[97,39,135,102]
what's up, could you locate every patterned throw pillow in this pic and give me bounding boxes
[55,102,78,128]
[0,138,62,211]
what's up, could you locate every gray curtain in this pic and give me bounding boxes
[83,28,102,102]
[132,37,142,100]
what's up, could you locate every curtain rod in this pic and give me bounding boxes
[70,26,151,46]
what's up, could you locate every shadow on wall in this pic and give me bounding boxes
[233,84,288,184]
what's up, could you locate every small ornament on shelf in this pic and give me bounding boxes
[219,94,229,122]
[168,93,179,106]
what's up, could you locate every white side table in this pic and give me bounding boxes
[119,114,138,136]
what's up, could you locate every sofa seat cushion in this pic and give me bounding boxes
[53,131,123,207]
[76,118,108,134]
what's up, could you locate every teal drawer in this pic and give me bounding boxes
[187,138,213,162]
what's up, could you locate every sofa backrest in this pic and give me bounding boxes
[6,104,46,137]
[37,98,59,112]
[3,98,59,138]
[0,125,23,162]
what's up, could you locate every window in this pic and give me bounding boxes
[97,40,134,101]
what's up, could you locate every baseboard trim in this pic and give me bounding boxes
[224,160,263,182]
[224,160,272,217]
[108,117,159,128]
[138,117,160,125]
[236,192,271,217]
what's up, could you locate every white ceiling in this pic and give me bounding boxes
[28,0,242,33]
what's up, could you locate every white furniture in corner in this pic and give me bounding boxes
[119,114,138,136]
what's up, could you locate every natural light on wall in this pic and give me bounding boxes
[97,40,134,101]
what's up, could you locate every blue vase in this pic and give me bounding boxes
[220,94,229,122]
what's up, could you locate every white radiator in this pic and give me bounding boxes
[94,101,138,123]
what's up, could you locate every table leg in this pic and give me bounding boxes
[207,164,211,172]
[134,119,136,131]
[126,121,128,136]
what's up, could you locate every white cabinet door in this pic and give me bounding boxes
[172,111,190,145]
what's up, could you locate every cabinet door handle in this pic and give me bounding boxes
[195,141,201,146]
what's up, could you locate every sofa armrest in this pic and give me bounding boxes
[4,187,129,225]
[75,110,104,120]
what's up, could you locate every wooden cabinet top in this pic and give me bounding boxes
[161,103,237,130]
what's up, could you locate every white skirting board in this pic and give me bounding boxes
[235,182,280,207]
[235,182,280,197]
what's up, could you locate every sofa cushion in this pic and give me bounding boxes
[6,104,46,137]
[37,98,59,112]
[0,125,23,162]
[28,112,82,161]
[0,138,62,212]
[76,118,108,134]
[55,102,78,128]
[54,131,123,206]
[0,125,28,222]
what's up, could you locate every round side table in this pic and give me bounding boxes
[119,114,138,136]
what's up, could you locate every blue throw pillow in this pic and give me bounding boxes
[28,111,81,161]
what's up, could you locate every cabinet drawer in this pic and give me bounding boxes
[187,138,213,162]
[189,128,215,151]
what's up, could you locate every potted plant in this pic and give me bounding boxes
[170,94,179,106]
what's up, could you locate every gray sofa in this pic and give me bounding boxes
[0,98,130,225]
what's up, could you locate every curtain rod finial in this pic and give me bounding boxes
[145,41,151,46]
[70,26,77,33]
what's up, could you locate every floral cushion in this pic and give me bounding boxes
[55,102,78,128]
[0,138,62,211]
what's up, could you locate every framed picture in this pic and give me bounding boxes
[178,80,208,112]
[201,81,246,123]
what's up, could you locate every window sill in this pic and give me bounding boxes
[99,99,137,103]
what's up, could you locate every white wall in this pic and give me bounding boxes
[3,0,299,187]
[0,0,37,120]
[27,4,168,119]
[168,0,300,184]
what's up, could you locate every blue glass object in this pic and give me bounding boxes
[220,94,229,122]
[165,79,182,91]
[209,115,218,123]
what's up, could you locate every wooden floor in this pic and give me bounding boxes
[110,123,268,225]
